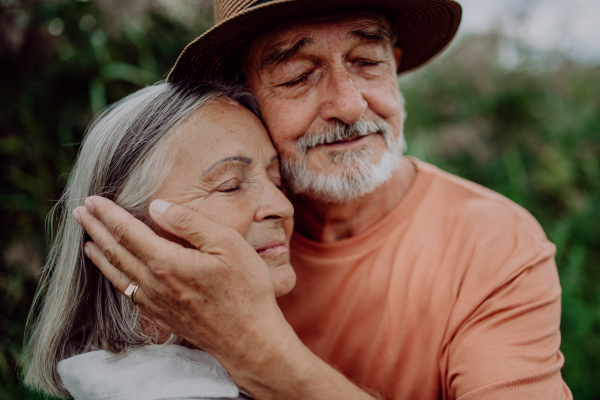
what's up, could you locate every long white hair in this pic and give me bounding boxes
[23,81,258,398]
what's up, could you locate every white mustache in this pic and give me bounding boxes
[296,119,391,154]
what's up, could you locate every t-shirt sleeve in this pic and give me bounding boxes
[442,202,572,400]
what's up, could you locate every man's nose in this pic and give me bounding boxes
[319,65,367,124]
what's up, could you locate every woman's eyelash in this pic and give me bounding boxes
[220,186,240,193]
[215,178,241,193]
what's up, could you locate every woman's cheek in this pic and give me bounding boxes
[198,197,253,236]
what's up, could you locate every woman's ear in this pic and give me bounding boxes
[394,47,402,70]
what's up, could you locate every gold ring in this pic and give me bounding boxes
[124,282,140,305]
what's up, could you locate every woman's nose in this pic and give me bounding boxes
[254,180,294,223]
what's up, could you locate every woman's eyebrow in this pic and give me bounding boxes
[203,156,252,176]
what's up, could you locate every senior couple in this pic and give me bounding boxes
[24,0,572,399]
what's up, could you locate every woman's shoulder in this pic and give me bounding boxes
[58,344,251,399]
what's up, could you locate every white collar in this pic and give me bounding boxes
[58,344,244,399]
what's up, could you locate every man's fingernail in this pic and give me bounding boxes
[150,199,172,215]
[72,209,81,224]
[83,244,90,258]
[84,198,94,214]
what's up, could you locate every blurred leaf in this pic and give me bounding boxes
[101,62,158,86]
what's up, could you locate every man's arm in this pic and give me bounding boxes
[74,196,378,400]
[440,204,572,400]
[444,256,571,399]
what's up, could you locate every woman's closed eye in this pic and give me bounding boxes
[214,178,241,193]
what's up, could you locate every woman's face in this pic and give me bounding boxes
[155,99,295,297]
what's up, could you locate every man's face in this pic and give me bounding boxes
[244,12,406,202]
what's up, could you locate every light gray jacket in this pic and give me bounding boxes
[57,344,251,400]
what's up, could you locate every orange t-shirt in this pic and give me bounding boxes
[278,158,571,400]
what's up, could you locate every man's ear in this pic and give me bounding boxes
[394,47,402,70]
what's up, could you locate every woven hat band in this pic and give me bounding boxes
[215,0,277,23]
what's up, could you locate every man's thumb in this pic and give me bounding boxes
[149,199,240,252]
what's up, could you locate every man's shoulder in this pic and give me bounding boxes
[413,158,547,241]
[412,158,558,297]
[414,157,518,209]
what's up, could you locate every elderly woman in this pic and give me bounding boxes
[23,82,296,399]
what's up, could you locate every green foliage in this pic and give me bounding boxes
[1,2,598,399]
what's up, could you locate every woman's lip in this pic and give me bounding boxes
[255,241,288,256]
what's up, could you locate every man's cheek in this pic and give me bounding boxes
[377,87,405,119]
[265,123,296,156]
[283,218,294,247]
[264,113,310,154]
[261,96,291,131]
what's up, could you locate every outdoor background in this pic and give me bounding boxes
[1,0,599,398]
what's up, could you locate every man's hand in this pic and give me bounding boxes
[74,196,377,400]
[74,197,286,363]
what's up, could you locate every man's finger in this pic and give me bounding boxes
[84,241,147,307]
[75,205,150,283]
[84,196,183,265]
[149,199,243,252]
[84,241,132,293]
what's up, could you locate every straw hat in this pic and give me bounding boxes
[167,0,462,83]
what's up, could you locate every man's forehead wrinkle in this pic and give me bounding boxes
[260,37,315,73]
[347,25,393,45]
[251,11,396,72]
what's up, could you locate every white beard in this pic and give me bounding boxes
[281,119,407,203]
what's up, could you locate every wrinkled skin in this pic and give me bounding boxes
[244,12,404,178]
[153,101,296,298]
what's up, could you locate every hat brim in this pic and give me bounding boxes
[167,0,462,83]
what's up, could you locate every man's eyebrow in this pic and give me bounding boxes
[347,26,393,45]
[260,37,314,72]
[202,156,252,176]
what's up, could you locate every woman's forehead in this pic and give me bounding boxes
[173,100,275,165]
[180,99,258,136]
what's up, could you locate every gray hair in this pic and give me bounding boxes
[23,81,258,398]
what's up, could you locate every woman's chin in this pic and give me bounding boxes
[270,263,297,298]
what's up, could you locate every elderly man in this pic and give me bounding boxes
[76,0,571,399]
